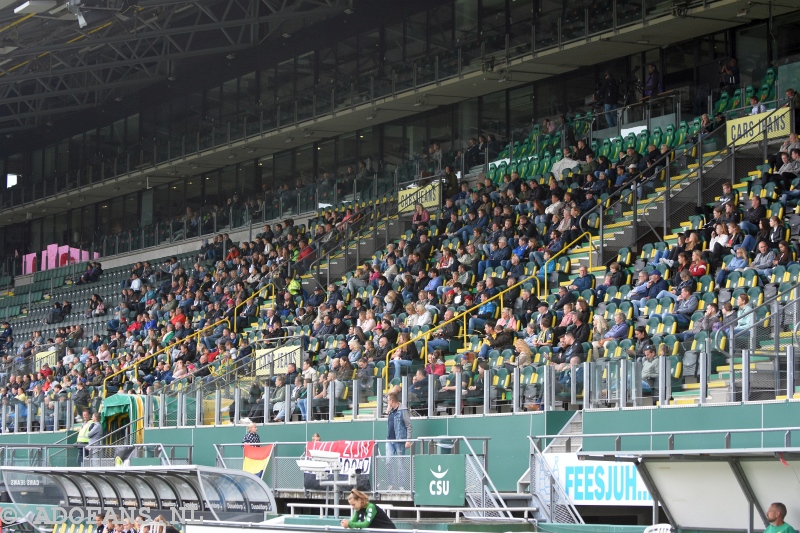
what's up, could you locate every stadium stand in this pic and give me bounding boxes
[1,75,799,430]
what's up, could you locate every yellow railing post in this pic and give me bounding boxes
[231,283,275,333]
[102,316,231,397]
[381,231,597,378]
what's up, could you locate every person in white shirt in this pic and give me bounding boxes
[750,96,766,115]
[550,147,580,178]
[129,273,142,292]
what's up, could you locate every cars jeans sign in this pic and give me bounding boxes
[413,455,466,506]
[726,107,791,147]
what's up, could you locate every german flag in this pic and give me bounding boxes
[242,444,273,476]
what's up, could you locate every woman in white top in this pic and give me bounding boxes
[358,309,377,333]
[415,304,433,327]
[708,223,729,249]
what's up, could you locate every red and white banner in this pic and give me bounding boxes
[306,440,375,474]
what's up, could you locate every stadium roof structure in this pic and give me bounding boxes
[0,0,352,133]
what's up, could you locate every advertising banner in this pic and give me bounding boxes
[398,182,440,213]
[306,440,375,475]
[541,453,653,506]
[727,108,791,147]
[413,454,466,506]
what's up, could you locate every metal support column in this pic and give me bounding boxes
[787,345,795,399]
[195,390,203,426]
[428,375,436,417]
[454,381,462,416]
[699,348,708,405]
[741,349,750,402]
[352,381,360,420]
[512,367,520,414]
[376,378,384,417]
[483,369,492,414]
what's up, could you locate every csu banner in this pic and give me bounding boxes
[414,455,466,506]
[306,440,375,474]
[727,108,792,147]
[541,454,653,506]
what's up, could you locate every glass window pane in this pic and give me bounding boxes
[204,171,219,209]
[144,475,178,506]
[2,472,65,507]
[382,124,405,168]
[296,53,314,121]
[509,85,534,139]
[206,86,221,122]
[31,149,42,184]
[480,91,507,142]
[123,192,140,232]
[774,11,800,63]
[199,472,244,513]
[221,78,239,123]
[429,4,454,55]
[274,151,292,191]
[72,475,100,507]
[317,48,335,115]
[101,475,137,508]
[89,476,120,507]
[258,155,273,193]
[170,475,201,506]
[737,24,768,88]
[385,23,404,66]
[58,476,84,506]
[123,474,158,509]
[294,143,314,185]
[317,139,336,178]
[238,160,257,198]
[219,164,237,200]
[44,145,56,181]
[406,12,427,60]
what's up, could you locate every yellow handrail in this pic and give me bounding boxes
[383,231,596,389]
[102,316,231,397]
[232,283,276,333]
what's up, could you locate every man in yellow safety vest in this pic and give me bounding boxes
[76,410,101,465]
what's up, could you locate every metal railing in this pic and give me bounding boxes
[384,229,595,386]
[284,503,537,523]
[214,435,501,512]
[85,442,192,467]
[528,437,584,525]
[578,100,792,266]
[102,315,231,397]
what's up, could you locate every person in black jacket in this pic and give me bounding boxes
[740,195,767,234]
[599,71,619,127]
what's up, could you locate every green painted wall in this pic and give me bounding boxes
[0,432,72,445]
[143,411,574,492]
[583,402,800,452]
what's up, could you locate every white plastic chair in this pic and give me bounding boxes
[644,525,672,533]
